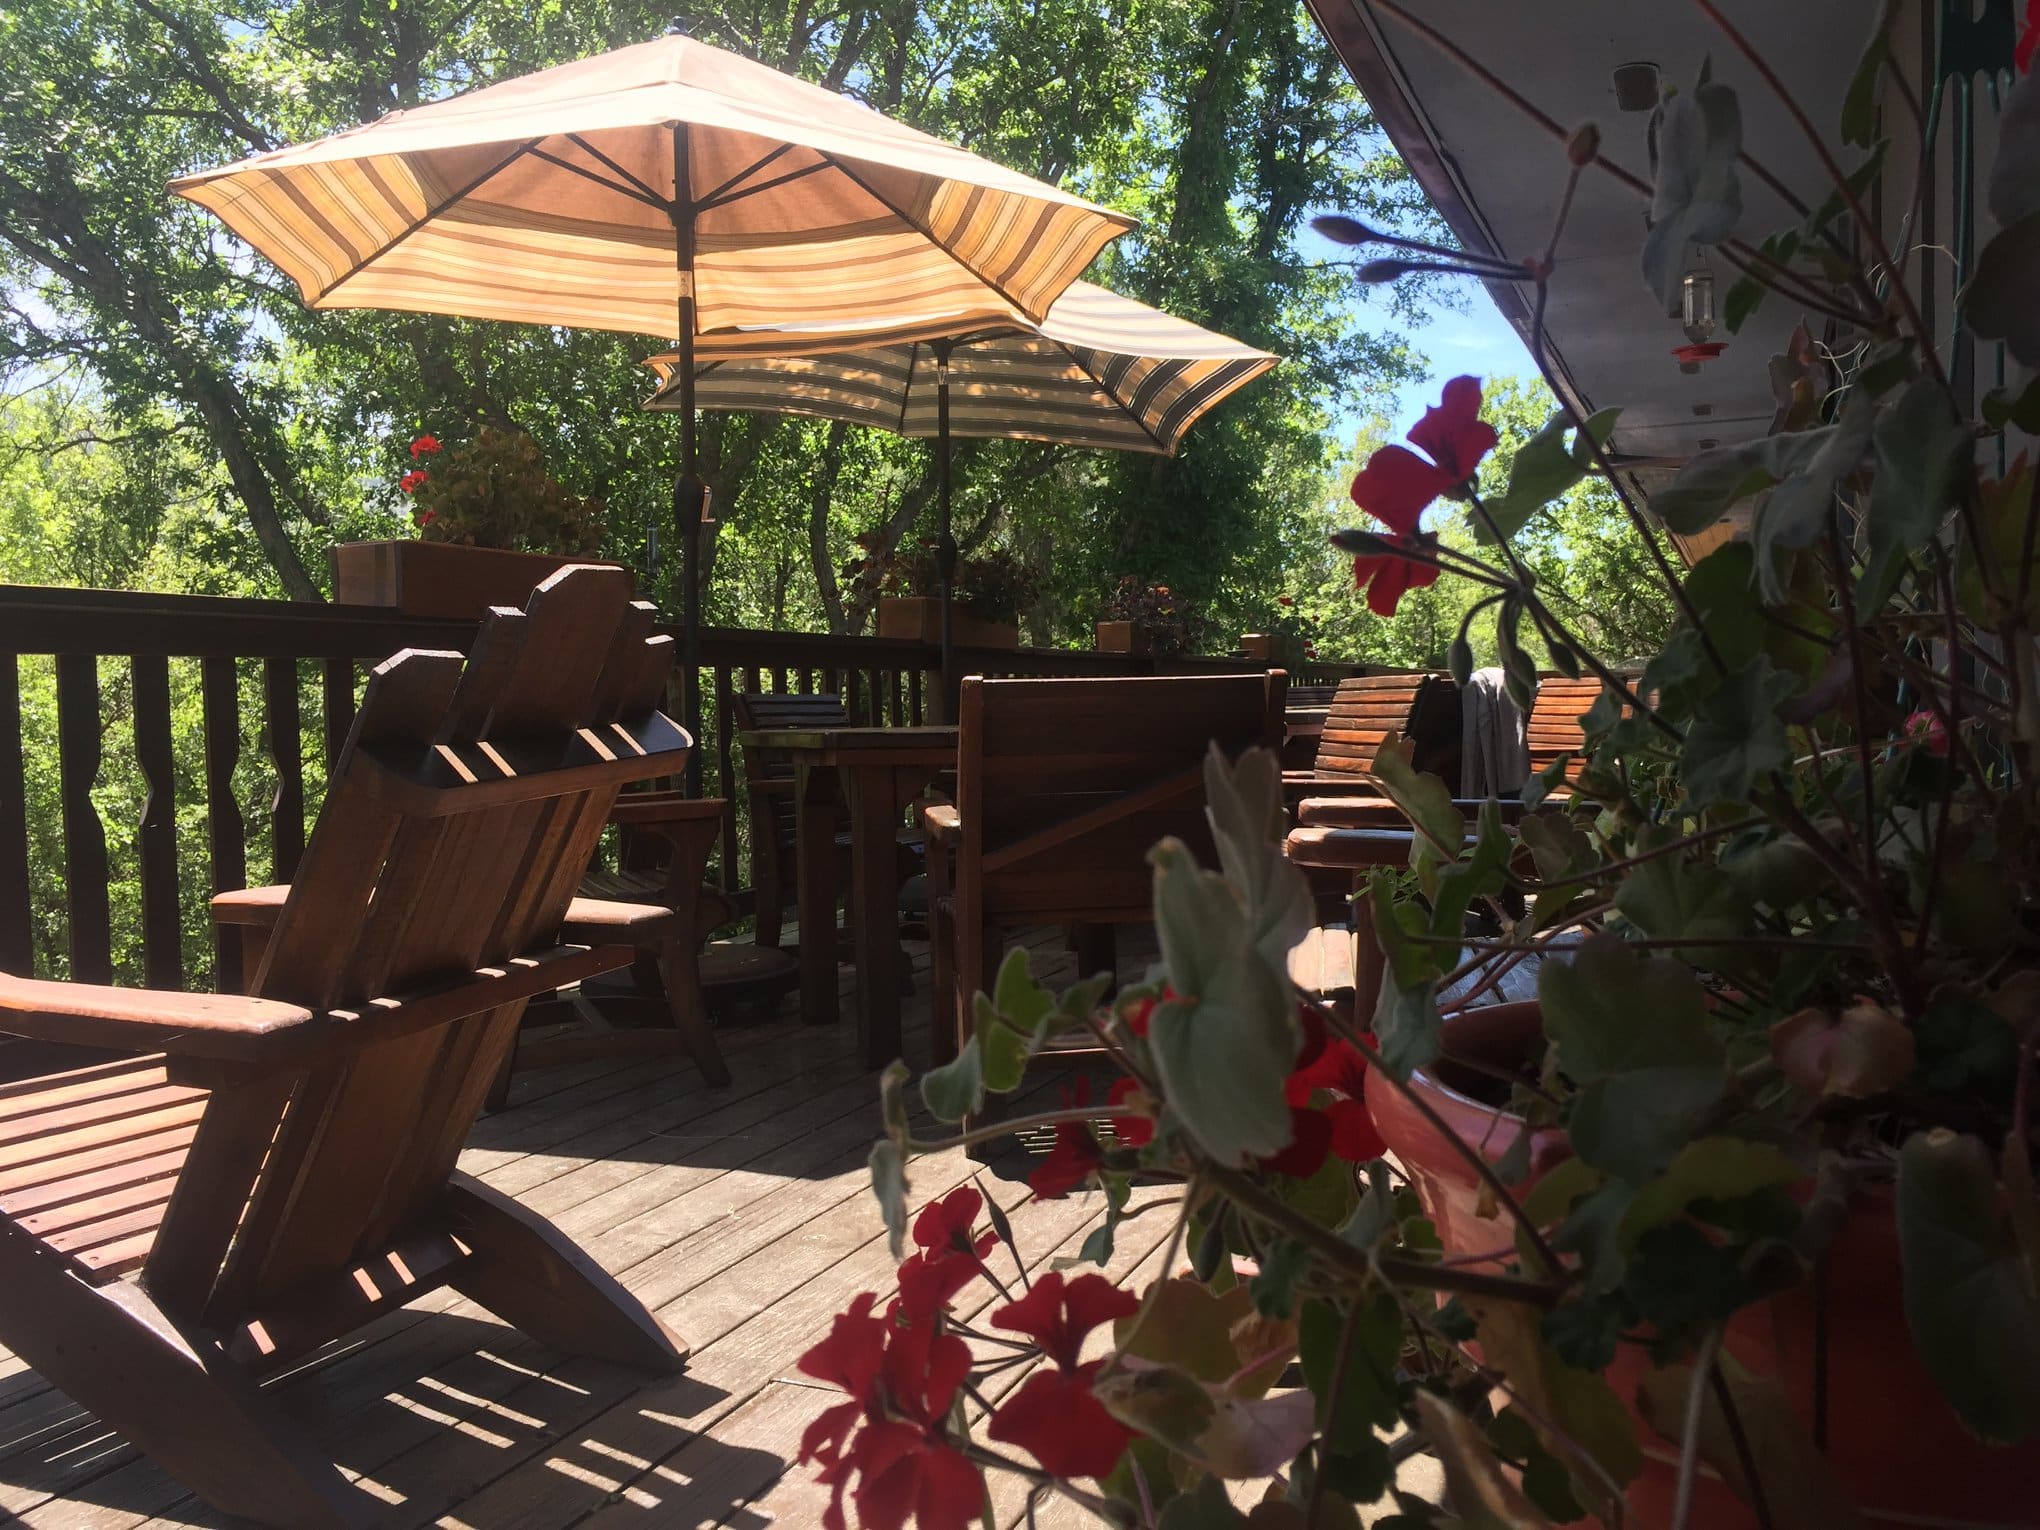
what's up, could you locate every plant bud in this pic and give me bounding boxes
[1311,213,1380,245]
[1357,257,1418,283]
[1566,122,1602,166]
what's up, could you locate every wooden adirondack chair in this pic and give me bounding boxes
[922,673,1286,1145]
[0,567,691,1528]
[1283,672,1461,798]
[1525,675,1604,788]
[733,690,851,950]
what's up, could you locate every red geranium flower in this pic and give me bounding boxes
[1277,595,1294,607]
[400,469,428,494]
[412,508,436,528]
[893,1188,998,1321]
[986,1272,1139,1479]
[797,1292,984,1530]
[1261,1009,1386,1176]
[1902,709,1950,757]
[1028,1082,1104,1200]
[1106,1077,1154,1148]
[1347,375,1496,616]
[410,434,442,458]
[2018,0,2039,74]
[1119,984,1186,1038]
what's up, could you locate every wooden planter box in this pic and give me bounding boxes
[876,595,1018,650]
[1239,632,1275,662]
[331,540,631,622]
[1094,620,1147,654]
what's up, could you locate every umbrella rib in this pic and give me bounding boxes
[896,341,920,434]
[318,139,538,305]
[564,133,669,206]
[527,145,670,211]
[813,149,1044,325]
[697,160,832,212]
[695,143,796,207]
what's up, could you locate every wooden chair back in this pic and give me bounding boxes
[1525,676,1604,785]
[144,566,687,1327]
[954,672,1287,921]
[1310,672,1461,784]
[733,691,848,845]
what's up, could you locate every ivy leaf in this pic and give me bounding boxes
[1682,541,1763,671]
[1481,408,1621,542]
[1861,377,1970,608]
[1962,209,2040,368]
[1540,935,1719,1081]
[1752,395,1875,602]
[1897,1130,2040,1443]
[1148,839,1299,1165]
[1516,808,1597,883]
[1642,67,1744,305]
[1680,656,1797,809]
[1613,837,1746,951]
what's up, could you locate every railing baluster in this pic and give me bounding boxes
[202,656,246,991]
[55,653,111,984]
[321,657,356,767]
[132,653,182,990]
[0,655,31,975]
[715,664,739,893]
[265,657,305,883]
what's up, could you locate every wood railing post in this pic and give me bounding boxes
[54,653,111,984]
[202,656,246,992]
[264,657,305,884]
[0,655,32,975]
[132,652,182,991]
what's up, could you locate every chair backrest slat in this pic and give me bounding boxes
[734,692,850,848]
[136,567,687,1324]
[1310,673,1460,783]
[956,674,1285,917]
[1525,676,1604,787]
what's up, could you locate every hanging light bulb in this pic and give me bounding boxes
[1681,252,1717,343]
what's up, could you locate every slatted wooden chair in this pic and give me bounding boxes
[1284,672,1461,799]
[1525,675,1604,790]
[734,690,851,950]
[0,566,691,1528]
[922,673,1286,1145]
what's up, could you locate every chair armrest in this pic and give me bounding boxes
[920,802,962,848]
[211,884,289,930]
[608,793,728,827]
[0,971,316,1061]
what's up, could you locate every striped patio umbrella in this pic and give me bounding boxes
[644,281,1276,694]
[169,30,1133,763]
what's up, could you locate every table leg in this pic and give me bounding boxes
[845,763,905,1068]
[795,761,840,1028]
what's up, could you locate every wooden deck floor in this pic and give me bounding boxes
[0,927,1188,1529]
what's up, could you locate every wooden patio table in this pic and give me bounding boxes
[737,724,958,1066]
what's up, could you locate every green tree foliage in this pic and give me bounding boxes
[0,0,1433,643]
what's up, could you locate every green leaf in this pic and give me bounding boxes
[1752,395,1875,602]
[1491,1405,1589,1523]
[1203,744,1312,969]
[919,1035,983,1122]
[1369,887,1442,1081]
[1539,935,1720,1081]
[1861,376,1970,607]
[1570,1066,1728,1183]
[1722,272,1765,333]
[1653,428,1832,537]
[1638,626,1714,722]
[1298,1294,1403,1448]
[1416,1392,1560,1528]
[1367,734,1466,881]
[868,1138,909,1258]
[1249,1238,1312,1319]
[1683,541,1763,671]
[1642,69,1743,305]
[1148,839,1299,1165]
[1619,1137,1805,1254]
[1482,408,1620,542]
[1982,375,2040,434]
[1989,64,2040,229]
[1516,808,1596,883]
[1962,209,2040,369]
[1840,0,1897,146]
[1096,1364,1219,1460]
[1680,656,1797,808]
[1155,1475,1247,1530]
[1468,1300,1641,1515]
[1429,798,1513,940]
[992,943,1054,1032]
[971,993,1029,1093]
[1897,1130,2040,1443]
[1612,837,1746,954]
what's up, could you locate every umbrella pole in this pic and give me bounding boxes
[672,124,707,795]
[934,343,956,724]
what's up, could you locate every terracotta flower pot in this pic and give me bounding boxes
[331,540,629,622]
[1366,1001,2032,1529]
[875,595,1018,649]
[1095,619,1146,654]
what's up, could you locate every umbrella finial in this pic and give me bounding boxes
[667,13,694,36]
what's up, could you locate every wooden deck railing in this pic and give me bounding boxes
[0,582,1347,991]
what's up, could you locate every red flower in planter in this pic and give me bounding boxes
[1028,1081,1104,1199]
[410,434,442,458]
[2019,0,2039,73]
[1106,1077,1154,1148]
[400,469,428,494]
[1902,708,1950,757]
[986,1272,1139,1479]
[1120,984,1187,1038]
[1347,375,1496,616]
[1262,1010,1386,1176]
[797,1292,984,1530]
[412,508,436,528]
[893,1187,998,1320]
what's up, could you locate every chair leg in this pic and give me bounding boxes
[754,845,784,950]
[444,1172,688,1372]
[0,1221,374,1528]
[961,916,1001,1162]
[654,938,732,1087]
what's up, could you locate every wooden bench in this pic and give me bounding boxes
[0,567,693,1528]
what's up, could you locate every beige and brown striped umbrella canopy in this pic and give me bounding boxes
[168,34,1133,341]
[643,281,1277,454]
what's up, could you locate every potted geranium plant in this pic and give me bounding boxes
[853,537,1035,648]
[332,427,616,619]
[1097,575,1211,657]
[800,8,2040,1528]
[1241,597,1319,667]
